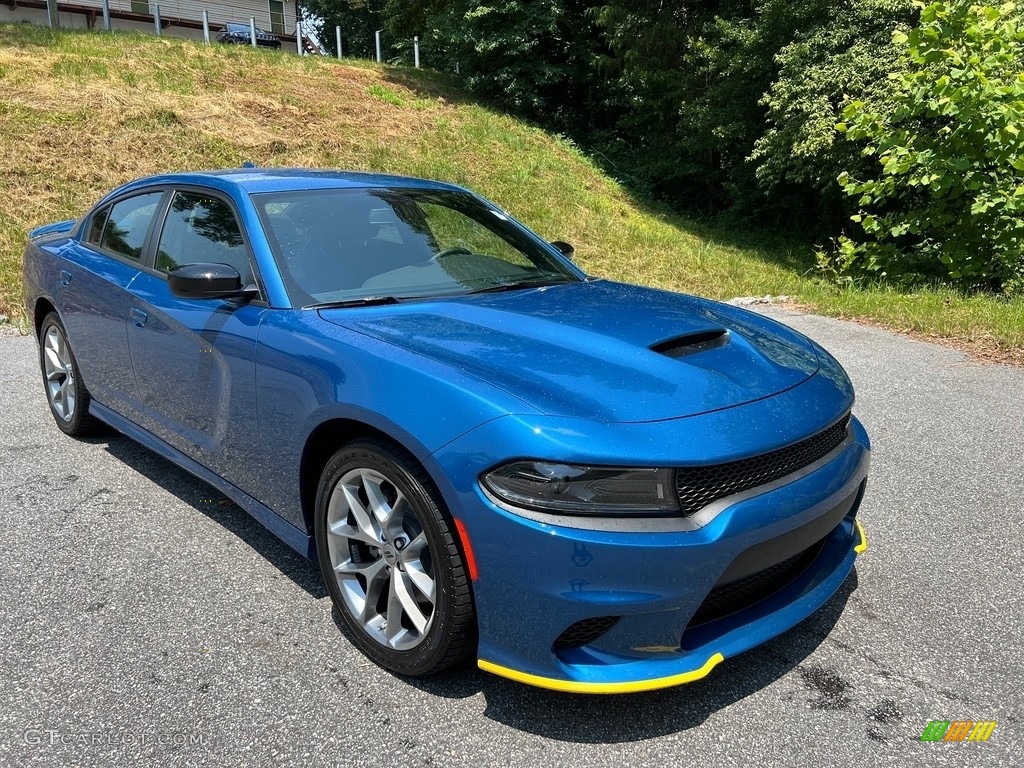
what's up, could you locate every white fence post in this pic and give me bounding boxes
[153,5,161,36]
[414,36,420,68]
[336,26,342,59]
[375,30,382,63]
[296,20,304,55]
[202,10,210,43]
[249,17,257,47]
[101,0,111,31]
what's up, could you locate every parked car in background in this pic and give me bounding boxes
[216,22,281,49]
[21,168,869,693]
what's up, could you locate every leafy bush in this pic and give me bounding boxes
[836,1,1024,293]
[752,0,914,230]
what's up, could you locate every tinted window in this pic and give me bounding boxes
[100,192,163,260]
[156,191,251,282]
[87,205,110,246]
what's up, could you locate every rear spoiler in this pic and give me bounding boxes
[28,219,77,241]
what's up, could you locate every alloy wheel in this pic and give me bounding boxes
[43,324,76,421]
[324,467,436,651]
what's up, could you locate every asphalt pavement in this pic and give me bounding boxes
[0,307,1021,767]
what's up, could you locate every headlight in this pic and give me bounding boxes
[481,461,679,516]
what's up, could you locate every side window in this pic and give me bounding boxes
[156,192,252,283]
[99,192,163,260]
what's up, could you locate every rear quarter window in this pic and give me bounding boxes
[86,205,110,246]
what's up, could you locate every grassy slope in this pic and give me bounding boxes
[1,23,1021,359]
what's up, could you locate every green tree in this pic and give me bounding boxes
[590,0,912,224]
[303,0,387,59]
[837,1,1024,292]
[587,2,696,202]
[425,0,601,128]
[751,0,914,230]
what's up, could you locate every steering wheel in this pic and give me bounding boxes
[432,246,473,261]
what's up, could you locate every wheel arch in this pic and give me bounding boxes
[298,417,454,539]
[33,296,57,338]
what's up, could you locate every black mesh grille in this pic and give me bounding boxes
[675,413,851,516]
[687,540,824,628]
[553,616,621,651]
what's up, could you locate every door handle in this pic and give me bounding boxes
[129,308,148,328]
[59,270,72,286]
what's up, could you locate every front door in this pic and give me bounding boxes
[126,189,265,484]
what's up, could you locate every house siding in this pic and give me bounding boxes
[1,1,299,50]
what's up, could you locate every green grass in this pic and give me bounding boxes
[0,22,1021,360]
[803,282,1024,361]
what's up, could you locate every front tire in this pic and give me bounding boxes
[314,439,476,676]
[38,312,97,436]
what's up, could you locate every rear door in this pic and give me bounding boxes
[125,188,266,485]
[57,190,165,417]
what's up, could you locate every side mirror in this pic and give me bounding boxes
[550,240,575,260]
[168,263,249,300]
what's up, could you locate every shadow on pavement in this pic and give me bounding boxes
[100,432,326,599]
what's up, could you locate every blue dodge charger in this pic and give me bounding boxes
[22,168,869,693]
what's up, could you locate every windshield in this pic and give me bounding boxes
[252,188,580,306]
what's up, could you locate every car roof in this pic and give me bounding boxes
[108,168,473,198]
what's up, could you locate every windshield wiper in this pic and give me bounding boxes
[466,278,573,295]
[306,295,406,309]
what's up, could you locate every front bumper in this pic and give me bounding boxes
[479,517,867,693]
[433,412,870,693]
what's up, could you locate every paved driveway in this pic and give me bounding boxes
[0,308,1020,767]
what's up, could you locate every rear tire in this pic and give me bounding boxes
[314,439,476,676]
[38,312,98,437]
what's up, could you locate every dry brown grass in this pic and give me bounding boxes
[4,24,801,325]
[0,26,559,320]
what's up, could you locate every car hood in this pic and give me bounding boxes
[319,280,822,423]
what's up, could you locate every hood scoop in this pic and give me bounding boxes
[651,329,729,358]
[324,280,822,422]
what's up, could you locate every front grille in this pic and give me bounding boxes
[553,616,621,651]
[675,413,851,516]
[687,540,824,627]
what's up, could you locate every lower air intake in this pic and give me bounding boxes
[687,539,825,628]
[553,616,621,651]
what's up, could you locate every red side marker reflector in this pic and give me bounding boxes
[454,518,479,581]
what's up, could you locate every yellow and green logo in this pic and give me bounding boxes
[920,720,996,742]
